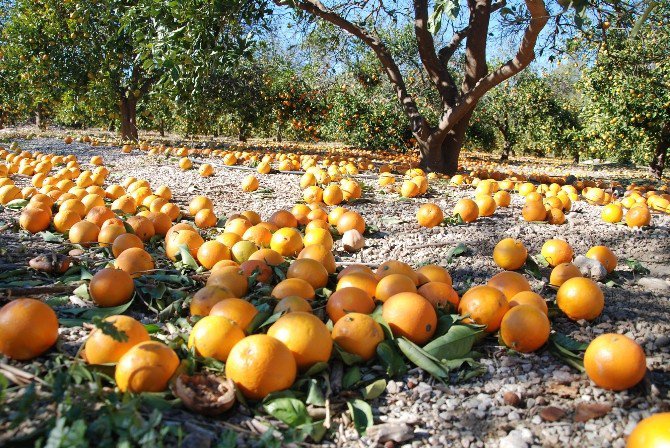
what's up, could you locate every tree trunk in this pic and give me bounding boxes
[159,118,165,137]
[35,103,46,130]
[238,123,248,142]
[650,123,670,179]
[119,96,138,141]
[276,122,283,142]
[500,141,512,162]
[572,152,580,165]
[418,114,471,174]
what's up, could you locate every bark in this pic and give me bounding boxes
[572,152,580,165]
[419,114,471,174]
[500,141,512,161]
[159,118,165,137]
[238,124,248,142]
[276,122,283,142]
[35,103,46,130]
[650,122,670,178]
[119,96,138,141]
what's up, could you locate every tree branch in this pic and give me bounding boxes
[437,26,470,65]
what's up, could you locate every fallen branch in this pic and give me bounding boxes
[0,282,83,300]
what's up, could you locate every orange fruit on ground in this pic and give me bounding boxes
[59,198,86,217]
[586,246,617,274]
[144,211,172,236]
[217,231,243,248]
[546,208,566,225]
[84,315,149,364]
[207,266,248,297]
[0,298,59,360]
[287,258,329,289]
[114,247,154,277]
[209,298,259,331]
[303,227,334,250]
[240,210,261,225]
[188,315,245,361]
[625,205,651,227]
[249,248,285,266]
[418,281,459,310]
[69,220,100,247]
[112,233,143,258]
[549,263,582,287]
[541,239,574,267]
[189,195,213,216]
[197,240,231,270]
[305,219,331,233]
[382,292,437,345]
[267,312,333,370]
[336,211,365,234]
[375,273,418,302]
[225,334,297,400]
[323,184,343,205]
[337,272,378,298]
[53,210,82,233]
[416,203,444,228]
[493,190,511,207]
[89,268,135,307]
[115,341,179,393]
[272,278,316,301]
[19,207,51,233]
[331,313,384,361]
[522,200,547,222]
[500,305,551,352]
[98,224,126,247]
[493,238,528,270]
[328,206,348,226]
[190,286,235,316]
[86,206,116,228]
[269,209,298,229]
[243,225,272,247]
[298,244,336,274]
[337,264,374,279]
[416,264,452,286]
[239,260,273,284]
[487,271,531,300]
[626,412,670,448]
[453,198,479,223]
[165,222,197,240]
[509,291,548,315]
[584,333,647,391]
[326,287,375,323]
[166,229,205,261]
[270,227,304,257]
[474,195,497,217]
[556,277,604,321]
[458,286,509,332]
[275,296,313,314]
[195,209,218,229]
[376,260,419,285]
[126,215,155,241]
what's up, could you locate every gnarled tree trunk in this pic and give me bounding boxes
[650,122,669,179]
[119,96,138,141]
[35,103,46,130]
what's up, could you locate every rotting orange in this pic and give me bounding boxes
[84,315,149,364]
[458,285,509,333]
[115,341,179,393]
[326,287,375,323]
[331,313,384,361]
[500,305,551,353]
[267,312,333,370]
[382,292,437,345]
[584,333,647,391]
[0,298,59,360]
[188,315,245,361]
[556,277,604,321]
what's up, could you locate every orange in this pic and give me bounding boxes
[195,209,217,229]
[508,291,548,315]
[243,225,272,247]
[0,298,59,360]
[305,219,331,233]
[584,333,647,390]
[83,315,149,364]
[89,268,135,307]
[375,273,417,302]
[114,247,154,277]
[217,231,243,248]
[323,185,343,205]
[458,286,509,332]
[337,264,374,279]
[549,263,582,287]
[541,239,574,267]
[267,312,333,369]
[189,195,213,216]
[556,277,604,321]
[474,195,497,217]
[240,260,273,284]
[270,227,304,257]
[298,245,336,274]
[225,334,297,400]
[522,200,546,222]
[493,238,528,270]
[303,227,334,250]
[416,264,452,286]
[69,220,100,247]
[417,281,459,310]
[19,207,51,233]
[382,292,437,345]
[416,203,443,228]
[240,210,261,225]
[626,412,670,448]
[331,313,384,361]
[287,258,329,289]
[493,190,511,207]
[209,298,258,330]
[625,205,651,227]
[487,271,531,300]
[166,229,205,261]
[586,246,617,274]
[269,209,298,229]
[115,341,179,393]
[601,203,623,223]
[376,260,419,285]
[207,266,248,297]
[272,278,316,301]
[326,287,375,323]
[197,240,231,270]
[337,272,378,298]
[249,248,285,266]
[98,224,126,247]
[126,216,155,241]
[188,316,245,361]
[328,206,348,226]
[190,286,235,316]
[53,210,82,233]
[112,233,143,258]
[275,296,313,314]
[241,174,259,192]
[85,205,116,228]
[453,198,479,223]
[499,305,551,352]
[145,211,172,236]
[336,211,365,234]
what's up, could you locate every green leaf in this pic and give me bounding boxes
[178,244,199,270]
[626,258,650,275]
[342,366,362,389]
[524,256,544,280]
[245,310,278,334]
[73,283,90,300]
[41,231,64,243]
[397,338,449,381]
[361,378,386,400]
[334,344,364,366]
[548,333,587,372]
[0,372,8,401]
[376,340,407,377]
[346,399,374,435]
[91,315,128,342]
[423,325,483,360]
[446,243,469,263]
[263,397,311,427]
[6,198,29,209]
[306,379,325,406]
[550,332,588,351]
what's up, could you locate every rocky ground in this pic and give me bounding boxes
[1,135,669,447]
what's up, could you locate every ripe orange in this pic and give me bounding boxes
[500,305,551,352]
[556,277,604,321]
[328,206,348,226]
[541,239,574,267]
[209,298,258,331]
[493,190,511,207]
[190,285,235,316]
[89,268,135,307]
[189,195,213,216]
[287,258,329,289]
[115,341,179,393]
[326,287,375,322]
[584,333,647,390]
[84,315,149,364]
[417,281,459,310]
[323,185,343,205]
[625,205,651,227]
[493,238,528,270]
[458,286,509,332]
[487,271,531,300]
[267,312,333,370]
[188,316,245,361]
[521,200,547,222]
[243,225,272,247]
[69,220,100,247]
[586,246,617,274]
[416,203,444,228]
[382,292,436,345]
[331,313,384,361]
[474,195,497,217]
[508,291,548,315]
[19,207,51,233]
[112,233,143,258]
[249,248,285,266]
[626,412,670,448]
[336,272,378,298]
[239,260,273,284]
[0,298,59,360]
[336,211,365,234]
[269,209,298,229]
[197,240,231,270]
[53,210,82,233]
[601,203,623,223]
[275,296,313,314]
[453,198,479,223]
[166,229,205,261]
[272,278,316,301]
[416,264,452,286]
[298,244,336,274]
[270,227,304,257]
[98,224,126,247]
[114,247,154,277]
[337,264,374,279]
[375,273,417,302]
[303,227,334,250]
[86,206,116,228]
[207,266,248,297]
[126,215,155,241]
[376,260,419,285]
[225,334,297,400]
[549,263,582,287]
